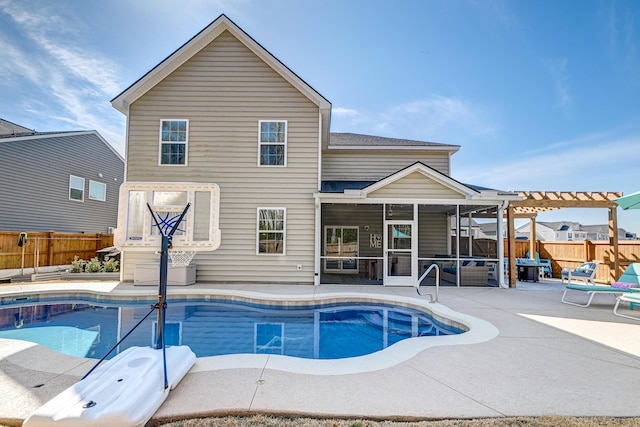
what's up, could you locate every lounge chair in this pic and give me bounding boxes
[561,262,640,307]
[561,262,599,285]
[613,292,640,321]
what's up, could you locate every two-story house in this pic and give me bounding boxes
[0,122,124,234]
[111,15,519,287]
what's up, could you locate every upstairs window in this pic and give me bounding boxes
[259,121,286,166]
[89,180,106,201]
[69,175,85,201]
[160,119,188,165]
[257,208,285,254]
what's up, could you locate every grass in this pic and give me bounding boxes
[149,415,640,427]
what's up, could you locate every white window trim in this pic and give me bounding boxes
[88,180,107,201]
[258,120,287,167]
[69,175,85,202]
[256,207,286,255]
[158,119,189,166]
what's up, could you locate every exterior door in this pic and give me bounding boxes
[384,221,415,286]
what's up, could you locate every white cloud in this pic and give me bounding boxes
[332,95,495,143]
[456,133,640,194]
[545,58,572,110]
[0,0,125,151]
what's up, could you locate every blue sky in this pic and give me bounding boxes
[1,0,640,234]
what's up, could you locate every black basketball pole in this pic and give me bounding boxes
[147,202,190,389]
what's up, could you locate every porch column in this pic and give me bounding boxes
[507,205,516,287]
[468,212,473,257]
[496,204,505,287]
[314,198,321,286]
[456,205,461,287]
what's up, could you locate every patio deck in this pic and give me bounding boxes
[0,278,639,425]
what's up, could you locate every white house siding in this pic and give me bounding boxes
[322,151,450,181]
[367,172,466,199]
[122,30,319,284]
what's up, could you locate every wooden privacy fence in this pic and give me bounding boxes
[510,239,640,284]
[0,231,114,271]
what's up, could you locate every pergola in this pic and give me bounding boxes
[505,191,623,287]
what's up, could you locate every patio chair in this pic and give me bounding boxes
[562,262,640,307]
[561,262,599,285]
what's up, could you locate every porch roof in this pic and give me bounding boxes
[321,181,376,193]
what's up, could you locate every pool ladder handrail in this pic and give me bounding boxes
[416,263,439,302]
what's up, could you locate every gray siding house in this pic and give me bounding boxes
[0,128,125,233]
[112,14,519,287]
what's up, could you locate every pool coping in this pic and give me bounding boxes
[0,282,498,376]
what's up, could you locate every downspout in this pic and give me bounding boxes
[497,200,509,288]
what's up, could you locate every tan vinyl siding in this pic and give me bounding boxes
[368,172,465,199]
[322,151,450,180]
[123,30,319,284]
[418,211,448,259]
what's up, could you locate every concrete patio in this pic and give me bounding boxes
[0,279,639,426]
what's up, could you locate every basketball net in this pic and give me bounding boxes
[168,250,196,267]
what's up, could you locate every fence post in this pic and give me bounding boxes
[96,233,102,255]
[47,231,54,267]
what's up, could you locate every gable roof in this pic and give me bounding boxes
[359,162,477,197]
[329,133,460,153]
[111,14,331,115]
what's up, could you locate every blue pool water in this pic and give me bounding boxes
[0,298,463,360]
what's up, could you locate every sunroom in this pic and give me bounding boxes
[314,163,520,287]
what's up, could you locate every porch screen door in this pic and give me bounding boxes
[385,222,414,286]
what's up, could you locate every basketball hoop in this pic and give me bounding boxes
[168,250,196,267]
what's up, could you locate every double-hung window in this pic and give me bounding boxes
[257,208,285,254]
[69,175,85,201]
[258,120,286,166]
[160,119,188,165]
[89,180,106,201]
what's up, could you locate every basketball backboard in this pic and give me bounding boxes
[114,182,220,252]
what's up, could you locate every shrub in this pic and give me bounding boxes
[85,257,102,273]
[103,257,120,272]
[70,256,85,273]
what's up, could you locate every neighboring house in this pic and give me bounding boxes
[0,118,33,137]
[111,14,519,286]
[516,221,582,241]
[0,126,125,233]
[452,217,487,239]
[516,221,636,241]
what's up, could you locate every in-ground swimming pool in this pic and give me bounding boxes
[0,297,464,360]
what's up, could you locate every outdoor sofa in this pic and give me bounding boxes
[440,260,489,286]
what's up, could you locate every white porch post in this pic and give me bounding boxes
[468,212,473,257]
[456,205,460,287]
[314,197,320,286]
[497,202,506,288]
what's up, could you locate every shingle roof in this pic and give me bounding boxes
[329,132,459,150]
[0,118,34,137]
